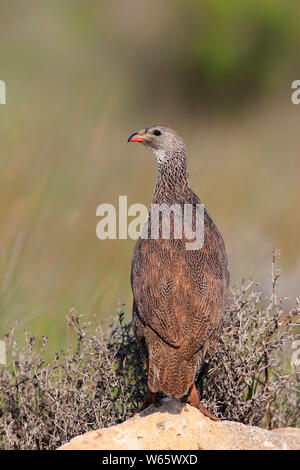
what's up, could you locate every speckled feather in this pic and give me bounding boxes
[130,124,229,398]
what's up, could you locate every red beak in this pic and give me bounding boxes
[128,132,150,143]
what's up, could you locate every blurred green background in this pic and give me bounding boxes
[0,0,299,355]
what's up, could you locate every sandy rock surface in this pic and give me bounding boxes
[58,398,300,451]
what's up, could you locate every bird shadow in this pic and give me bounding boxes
[138,397,188,417]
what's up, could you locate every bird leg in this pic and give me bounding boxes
[185,383,218,421]
[139,387,160,411]
[139,360,161,411]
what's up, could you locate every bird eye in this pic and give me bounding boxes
[153,130,161,136]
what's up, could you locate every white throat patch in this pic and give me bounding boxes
[151,149,168,164]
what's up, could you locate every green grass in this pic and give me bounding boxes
[0,1,299,358]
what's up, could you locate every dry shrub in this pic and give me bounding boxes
[0,311,146,450]
[0,252,299,449]
[202,252,300,426]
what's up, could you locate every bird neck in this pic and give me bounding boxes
[151,150,191,204]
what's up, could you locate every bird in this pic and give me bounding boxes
[128,124,229,420]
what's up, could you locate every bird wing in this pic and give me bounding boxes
[131,205,229,354]
[131,238,184,348]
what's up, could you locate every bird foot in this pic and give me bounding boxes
[139,389,161,412]
[185,383,219,421]
[187,399,219,421]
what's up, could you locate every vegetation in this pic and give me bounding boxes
[1,1,300,354]
[0,254,299,450]
[0,1,299,451]
[135,0,300,106]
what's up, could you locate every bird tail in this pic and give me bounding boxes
[147,344,199,398]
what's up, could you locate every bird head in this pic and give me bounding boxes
[128,124,186,165]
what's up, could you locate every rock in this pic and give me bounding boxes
[58,398,300,450]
